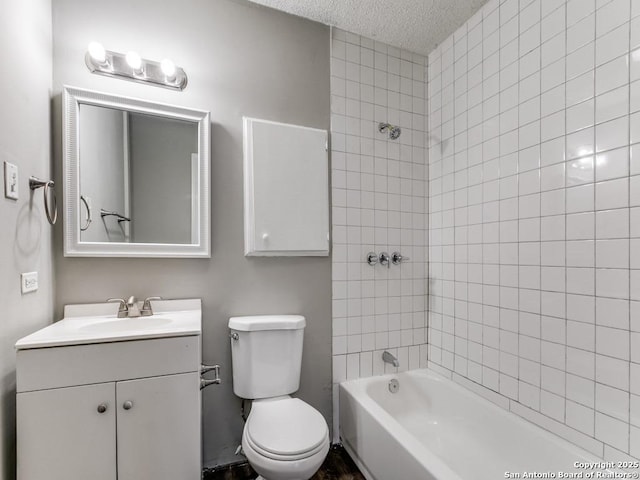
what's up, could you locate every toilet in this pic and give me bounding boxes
[228,315,330,480]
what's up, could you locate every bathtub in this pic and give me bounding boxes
[340,369,610,480]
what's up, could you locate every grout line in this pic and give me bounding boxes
[628,0,633,456]
[590,0,598,446]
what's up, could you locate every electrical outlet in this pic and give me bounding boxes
[4,161,18,200]
[21,272,38,294]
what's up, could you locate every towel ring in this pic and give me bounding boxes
[80,195,92,231]
[29,177,58,225]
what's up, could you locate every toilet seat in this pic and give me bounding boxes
[245,397,329,461]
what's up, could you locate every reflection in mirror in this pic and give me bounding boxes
[63,86,210,257]
[79,105,198,244]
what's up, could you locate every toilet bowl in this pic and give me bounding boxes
[228,315,330,480]
[241,397,329,480]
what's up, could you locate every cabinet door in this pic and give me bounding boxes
[243,117,330,256]
[17,383,116,480]
[116,372,200,480]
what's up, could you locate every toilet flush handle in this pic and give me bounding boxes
[229,332,239,341]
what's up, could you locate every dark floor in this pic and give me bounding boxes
[203,445,365,480]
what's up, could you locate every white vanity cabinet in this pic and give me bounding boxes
[116,372,200,480]
[15,301,203,480]
[17,382,117,480]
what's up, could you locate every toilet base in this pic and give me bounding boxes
[243,432,329,480]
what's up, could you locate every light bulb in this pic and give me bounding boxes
[88,42,106,64]
[126,51,142,72]
[160,59,176,78]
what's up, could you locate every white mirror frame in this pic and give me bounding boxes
[63,85,211,257]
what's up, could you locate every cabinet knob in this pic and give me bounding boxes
[97,403,107,414]
[123,400,133,410]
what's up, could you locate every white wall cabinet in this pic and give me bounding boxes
[16,336,201,480]
[243,117,329,256]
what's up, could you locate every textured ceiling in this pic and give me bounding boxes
[246,0,489,56]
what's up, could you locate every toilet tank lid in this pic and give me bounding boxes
[228,315,306,331]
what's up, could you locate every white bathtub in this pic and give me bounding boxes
[340,369,610,480]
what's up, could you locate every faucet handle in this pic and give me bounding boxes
[141,296,162,316]
[391,252,410,265]
[107,298,128,318]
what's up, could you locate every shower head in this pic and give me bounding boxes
[378,122,401,140]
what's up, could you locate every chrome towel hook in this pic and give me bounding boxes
[29,177,57,225]
[100,208,130,223]
[80,195,92,231]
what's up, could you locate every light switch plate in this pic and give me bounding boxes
[21,272,38,294]
[4,161,18,200]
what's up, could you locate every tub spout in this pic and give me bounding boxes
[382,350,399,367]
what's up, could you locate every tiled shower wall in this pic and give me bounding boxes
[428,0,640,460]
[330,27,429,412]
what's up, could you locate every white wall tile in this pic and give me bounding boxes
[595,0,630,37]
[596,413,630,452]
[332,29,428,394]
[596,117,629,153]
[567,400,595,435]
[596,354,629,391]
[596,55,629,96]
[428,0,638,459]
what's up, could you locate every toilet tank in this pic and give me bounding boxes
[229,315,306,399]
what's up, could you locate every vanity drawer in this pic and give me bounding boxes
[16,335,200,392]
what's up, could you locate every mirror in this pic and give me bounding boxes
[63,86,210,257]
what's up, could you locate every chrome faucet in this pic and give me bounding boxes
[382,350,399,367]
[126,296,141,317]
[108,296,162,318]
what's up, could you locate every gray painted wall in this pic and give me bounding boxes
[51,0,331,467]
[79,105,127,243]
[0,0,54,479]
[129,114,196,244]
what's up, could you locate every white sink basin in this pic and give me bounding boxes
[78,316,174,333]
[15,299,201,350]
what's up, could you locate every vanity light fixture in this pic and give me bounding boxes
[85,42,188,90]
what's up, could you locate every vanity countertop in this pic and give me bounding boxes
[15,298,201,350]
